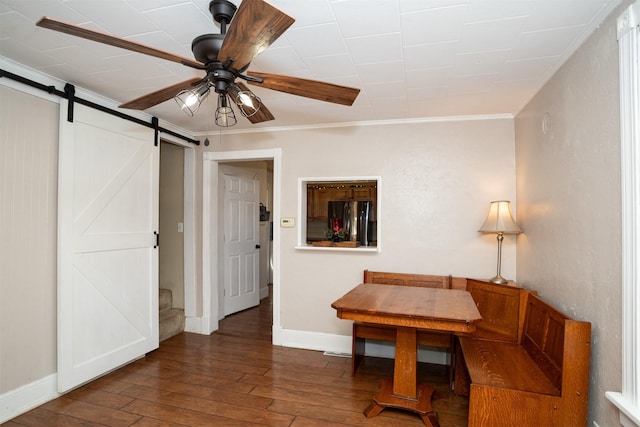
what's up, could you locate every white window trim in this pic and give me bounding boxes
[606,3,640,426]
[296,176,382,252]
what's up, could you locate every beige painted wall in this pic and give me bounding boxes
[0,86,58,393]
[159,141,185,309]
[514,2,629,425]
[200,118,517,336]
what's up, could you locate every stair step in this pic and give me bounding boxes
[159,308,185,342]
[159,288,172,312]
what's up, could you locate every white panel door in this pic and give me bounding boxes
[57,101,159,392]
[223,174,260,316]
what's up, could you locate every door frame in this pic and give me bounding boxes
[202,149,282,342]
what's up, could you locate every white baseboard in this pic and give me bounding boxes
[175,322,449,365]
[184,315,218,335]
[260,285,270,300]
[366,341,448,364]
[277,328,448,365]
[184,316,203,334]
[272,324,284,346]
[280,328,353,353]
[0,373,60,423]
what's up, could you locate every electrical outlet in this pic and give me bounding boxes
[177,222,184,233]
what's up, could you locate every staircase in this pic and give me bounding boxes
[159,288,185,341]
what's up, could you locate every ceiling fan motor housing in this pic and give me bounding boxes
[191,34,225,64]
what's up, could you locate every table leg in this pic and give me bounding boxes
[394,326,418,397]
[363,326,440,426]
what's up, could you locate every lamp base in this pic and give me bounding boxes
[488,275,509,284]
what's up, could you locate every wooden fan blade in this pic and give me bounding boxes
[228,82,275,124]
[37,17,204,69]
[218,0,294,71]
[246,72,360,106]
[119,78,203,110]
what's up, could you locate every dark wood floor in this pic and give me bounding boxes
[3,290,469,426]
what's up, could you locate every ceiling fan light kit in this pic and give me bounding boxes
[229,83,262,118]
[215,93,237,127]
[174,82,211,116]
[35,0,360,128]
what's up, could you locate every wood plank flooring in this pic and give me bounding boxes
[3,290,469,426]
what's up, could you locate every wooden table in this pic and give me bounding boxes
[331,283,482,426]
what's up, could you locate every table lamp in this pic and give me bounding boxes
[479,200,522,284]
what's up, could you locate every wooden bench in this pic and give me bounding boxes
[452,279,533,394]
[351,271,468,379]
[455,286,592,427]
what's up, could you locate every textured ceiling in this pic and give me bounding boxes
[0,0,622,134]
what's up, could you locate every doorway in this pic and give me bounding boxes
[158,138,196,337]
[202,149,282,343]
[159,141,185,307]
[219,161,273,318]
[159,141,185,340]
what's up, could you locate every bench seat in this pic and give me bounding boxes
[457,337,560,396]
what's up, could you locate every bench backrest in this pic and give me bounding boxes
[520,293,591,393]
[363,270,452,288]
[465,279,531,342]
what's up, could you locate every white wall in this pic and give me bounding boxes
[0,86,58,393]
[199,117,517,339]
[514,1,629,425]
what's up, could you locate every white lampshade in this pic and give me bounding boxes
[479,200,521,234]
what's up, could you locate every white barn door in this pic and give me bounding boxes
[57,101,159,392]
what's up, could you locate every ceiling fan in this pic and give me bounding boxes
[36,0,360,127]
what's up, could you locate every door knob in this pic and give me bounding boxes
[255,244,261,249]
